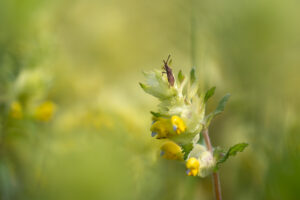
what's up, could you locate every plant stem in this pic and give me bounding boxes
[202,128,222,200]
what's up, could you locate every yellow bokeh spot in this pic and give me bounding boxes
[35,101,56,122]
[186,157,200,176]
[160,141,183,160]
[171,115,186,134]
[10,101,23,119]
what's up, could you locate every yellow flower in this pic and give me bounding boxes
[150,118,172,139]
[160,141,184,160]
[171,115,186,134]
[151,115,186,138]
[186,157,200,176]
[35,101,56,122]
[10,101,23,119]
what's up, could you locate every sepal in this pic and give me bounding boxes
[139,70,177,99]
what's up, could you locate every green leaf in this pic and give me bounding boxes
[150,111,161,117]
[178,70,185,83]
[214,93,231,115]
[150,111,169,118]
[182,143,194,160]
[168,59,172,65]
[204,86,216,103]
[190,68,196,84]
[213,146,226,162]
[216,143,248,168]
[139,82,146,89]
[205,93,231,127]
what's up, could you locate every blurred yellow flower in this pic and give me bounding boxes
[35,101,56,122]
[150,118,172,139]
[186,157,200,176]
[160,141,184,160]
[10,101,23,119]
[171,115,186,134]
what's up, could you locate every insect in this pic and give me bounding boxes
[162,55,175,86]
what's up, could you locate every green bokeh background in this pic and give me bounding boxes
[0,0,299,199]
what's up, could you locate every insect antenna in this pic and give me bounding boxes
[163,55,171,66]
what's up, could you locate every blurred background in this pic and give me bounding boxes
[0,0,299,199]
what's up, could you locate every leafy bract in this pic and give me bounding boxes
[190,68,196,84]
[150,111,162,118]
[139,70,177,99]
[204,87,216,103]
[213,146,226,163]
[178,70,185,84]
[216,143,248,169]
[214,93,231,115]
[182,143,194,160]
[205,93,231,127]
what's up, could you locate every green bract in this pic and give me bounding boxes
[139,70,177,99]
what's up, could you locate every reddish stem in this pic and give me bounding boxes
[202,128,222,200]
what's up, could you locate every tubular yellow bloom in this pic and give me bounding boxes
[10,101,23,119]
[35,101,56,122]
[150,118,172,139]
[171,115,186,134]
[186,157,200,176]
[160,141,183,160]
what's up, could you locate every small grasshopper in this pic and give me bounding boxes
[162,55,175,87]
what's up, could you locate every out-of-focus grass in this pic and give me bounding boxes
[0,0,299,200]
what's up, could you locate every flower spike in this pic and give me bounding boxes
[140,56,246,181]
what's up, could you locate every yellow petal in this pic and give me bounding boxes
[186,157,200,176]
[150,118,172,139]
[160,141,183,160]
[171,115,186,134]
